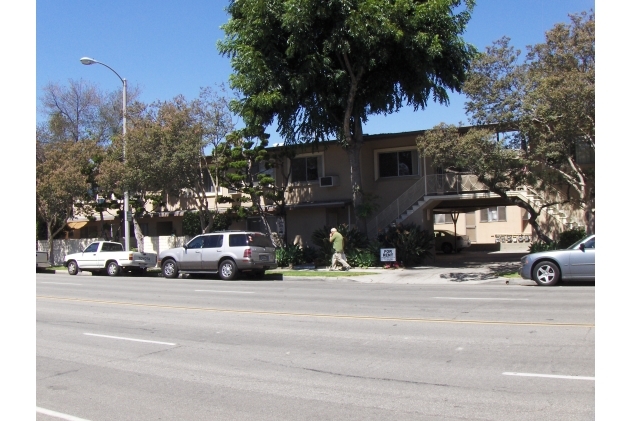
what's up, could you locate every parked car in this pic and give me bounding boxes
[63,241,158,276]
[36,251,50,272]
[158,231,278,280]
[519,234,595,286]
[434,230,471,254]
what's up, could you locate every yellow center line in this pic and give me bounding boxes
[36,296,595,328]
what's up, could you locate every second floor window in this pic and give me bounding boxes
[378,150,417,178]
[291,156,320,183]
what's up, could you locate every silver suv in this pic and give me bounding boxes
[158,231,278,280]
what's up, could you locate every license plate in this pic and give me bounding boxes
[259,255,268,261]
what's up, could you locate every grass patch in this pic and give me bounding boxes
[268,270,379,277]
[494,271,521,278]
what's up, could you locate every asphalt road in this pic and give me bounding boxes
[37,272,595,421]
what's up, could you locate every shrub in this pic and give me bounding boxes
[377,223,434,266]
[275,244,303,268]
[310,224,374,267]
[558,227,587,249]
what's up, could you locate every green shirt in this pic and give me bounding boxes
[330,232,344,252]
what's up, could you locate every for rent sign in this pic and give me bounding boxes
[380,248,396,262]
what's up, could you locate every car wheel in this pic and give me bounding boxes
[219,260,238,280]
[162,259,179,279]
[533,261,561,286]
[441,243,453,254]
[106,261,120,276]
[67,260,79,276]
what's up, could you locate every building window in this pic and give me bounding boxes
[156,221,173,236]
[291,156,320,183]
[202,169,215,193]
[434,213,453,224]
[80,225,98,239]
[378,150,417,178]
[480,206,507,222]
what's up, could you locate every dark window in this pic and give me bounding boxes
[156,221,173,236]
[229,234,248,247]
[203,235,223,248]
[84,243,99,253]
[291,156,319,182]
[101,242,123,252]
[583,238,595,249]
[379,151,415,178]
[186,237,204,249]
[249,234,274,248]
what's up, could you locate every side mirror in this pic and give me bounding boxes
[183,244,188,250]
[579,243,585,251]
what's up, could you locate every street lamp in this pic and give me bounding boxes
[80,57,130,252]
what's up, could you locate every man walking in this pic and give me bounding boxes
[329,228,351,271]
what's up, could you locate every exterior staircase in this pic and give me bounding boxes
[367,174,583,238]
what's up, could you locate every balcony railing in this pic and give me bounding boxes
[367,174,487,236]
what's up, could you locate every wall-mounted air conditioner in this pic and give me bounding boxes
[319,176,339,187]
[96,195,106,204]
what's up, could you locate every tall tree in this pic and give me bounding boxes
[461,11,594,234]
[36,139,96,262]
[218,0,476,232]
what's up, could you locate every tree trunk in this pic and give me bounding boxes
[132,217,145,252]
[346,140,365,233]
[47,224,54,265]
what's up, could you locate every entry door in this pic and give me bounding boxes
[569,237,595,278]
[465,212,476,243]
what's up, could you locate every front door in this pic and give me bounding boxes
[77,242,100,269]
[180,236,203,270]
[569,237,595,278]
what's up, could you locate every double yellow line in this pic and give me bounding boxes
[37,296,595,328]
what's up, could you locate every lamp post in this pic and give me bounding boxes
[80,57,130,252]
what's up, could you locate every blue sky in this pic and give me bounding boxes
[36,0,595,144]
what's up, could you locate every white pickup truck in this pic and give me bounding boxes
[36,251,50,272]
[63,241,157,276]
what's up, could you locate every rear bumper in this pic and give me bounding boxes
[238,260,278,271]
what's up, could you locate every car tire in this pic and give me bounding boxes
[441,243,453,254]
[67,260,79,276]
[106,261,120,277]
[219,260,238,280]
[162,259,179,279]
[533,261,561,286]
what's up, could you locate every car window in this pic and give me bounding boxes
[84,243,99,253]
[187,237,204,249]
[229,234,248,247]
[583,238,595,249]
[102,243,123,252]
[203,235,223,248]
[249,234,274,248]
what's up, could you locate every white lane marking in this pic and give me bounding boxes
[83,333,176,346]
[434,297,529,301]
[39,282,83,286]
[36,407,91,421]
[195,290,254,294]
[503,372,595,381]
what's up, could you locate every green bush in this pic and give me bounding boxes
[310,224,374,267]
[558,227,587,249]
[377,223,434,266]
[528,227,588,253]
[182,210,234,237]
[275,244,303,268]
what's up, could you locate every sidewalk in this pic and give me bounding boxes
[49,250,535,286]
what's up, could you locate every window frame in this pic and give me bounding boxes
[480,206,507,223]
[289,153,324,184]
[374,147,419,180]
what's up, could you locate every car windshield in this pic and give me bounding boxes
[567,235,593,250]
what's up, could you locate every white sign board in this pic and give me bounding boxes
[380,248,396,262]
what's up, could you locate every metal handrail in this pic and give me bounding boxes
[367,174,487,236]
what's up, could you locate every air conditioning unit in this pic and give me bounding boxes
[96,195,106,204]
[319,176,339,187]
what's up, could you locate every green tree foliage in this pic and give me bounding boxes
[377,223,434,266]
[36,140,96,262]
[219,0,476,231]
[418,11,594,241]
